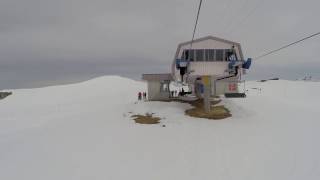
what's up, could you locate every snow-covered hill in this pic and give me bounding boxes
[0,76,320,180]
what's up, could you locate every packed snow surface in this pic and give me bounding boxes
[0,76,320,180]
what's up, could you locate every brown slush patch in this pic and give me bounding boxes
[185,99,231,120]
[131,113,161,124]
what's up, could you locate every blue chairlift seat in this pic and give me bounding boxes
[176,59,189,69]
[242,58,252,69]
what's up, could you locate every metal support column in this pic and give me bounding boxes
[202,76,211,113]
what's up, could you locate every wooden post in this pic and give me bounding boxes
[202,76,211,113]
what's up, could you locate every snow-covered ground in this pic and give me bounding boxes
[0,76,319,180]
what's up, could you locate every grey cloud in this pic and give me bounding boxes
[0,0,319,89]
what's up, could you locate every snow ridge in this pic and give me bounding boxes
[0,76,320,180]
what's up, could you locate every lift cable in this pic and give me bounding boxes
[190,0,203,48]
[223,0,251,34]
[254,31,320,60]
[227,0,264,36]
[218,0,234,35]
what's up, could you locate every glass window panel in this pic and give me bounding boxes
[216,49,223,61]
[185,50,190,60]
[160,82,169,92]
[225,49,231,61]
[225,49,238,61]
[209,49,215,61]
[181,50,186,60]
[196,49,204,61]
[205,49,209,61]
[189,49,195,61]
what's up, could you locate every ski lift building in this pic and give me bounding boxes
[172,36,246,96]
[142,36,250,101]
[142,73,173,101]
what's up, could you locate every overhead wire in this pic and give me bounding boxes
[223,0,251,34]
[254,31,320,60]
[184,0,204,84]
[227,0,264,36]
[217,0,234,35]
[190,0,203,48]
[187,1,320,63]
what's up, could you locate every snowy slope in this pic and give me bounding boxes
[0,76,320,180]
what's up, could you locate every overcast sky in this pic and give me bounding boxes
[1,0,320,89]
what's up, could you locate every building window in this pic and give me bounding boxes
[182,49,236,62]
[189,49,195,61]
[160,81,169,92]
[225,49,238,61]
[181,50,186,60]
[225,49,232,61]
[205,49,209,61]
[196,49,204,61]
[181,50,190,60]
[208,49,215,61]
[216,49,223,61]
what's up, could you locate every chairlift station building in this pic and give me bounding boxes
[143,36,250,101]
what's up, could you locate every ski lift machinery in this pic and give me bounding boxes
[172,0,252,112]
[174,43,252,112]
[175,45,252,96]
[172,0,320,112]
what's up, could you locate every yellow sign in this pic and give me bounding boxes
[202,76,210,86]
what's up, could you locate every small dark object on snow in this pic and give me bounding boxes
[0,92,12,100]
[143,92,147,100]
[138,92,142,100]
[225,93,246,98]
[162,125,166,127]
[259,78,279,82]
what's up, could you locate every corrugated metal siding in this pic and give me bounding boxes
[147,81,170,101]
[172,37,243,79]
[211,77,239,95]
[189,62,228,76]
[142,74,173,81]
